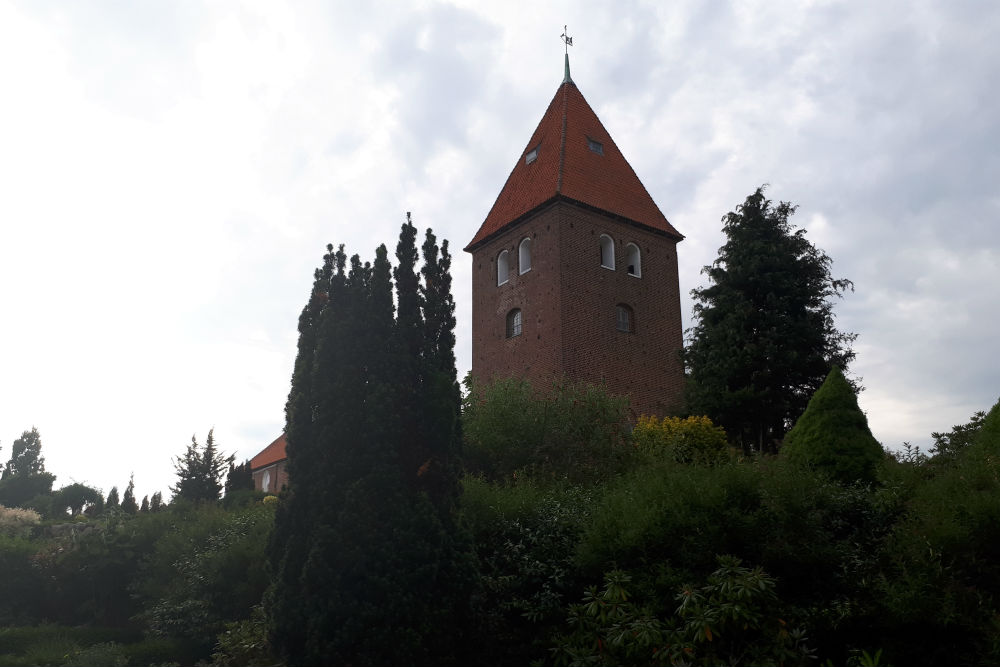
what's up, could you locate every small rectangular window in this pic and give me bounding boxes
[616,305,633,333]
[587,138,604,155]
[525,147,538,164]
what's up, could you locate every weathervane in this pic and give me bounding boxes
[561,25,573,54]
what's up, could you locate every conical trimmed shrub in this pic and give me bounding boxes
[782,366,883,484]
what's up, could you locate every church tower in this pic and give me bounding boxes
[464,55,685,418]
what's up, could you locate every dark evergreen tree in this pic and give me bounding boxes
[106,486,120,509]
[121,474,138,514]
[224,459,254,495]
[0,427,56,508]
[782,366,883,484]
[683,187,856,452]
[267,217,474,666]
[171,429,232,503]
[1,427,45,478]
[139,494,150,513]
[149,491,163,512]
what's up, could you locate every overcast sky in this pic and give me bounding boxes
[1,0,998,501]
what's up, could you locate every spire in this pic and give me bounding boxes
[561,25,574,84]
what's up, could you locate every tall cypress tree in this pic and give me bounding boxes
[267,218,472,665]
[121,473,138,514]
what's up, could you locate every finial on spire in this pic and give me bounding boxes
[561,25,574,83]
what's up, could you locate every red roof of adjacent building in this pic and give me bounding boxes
[466,66,682,251]
[250,433,287,470]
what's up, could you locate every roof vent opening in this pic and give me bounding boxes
[587,138,604,155]
[525,146,539,165]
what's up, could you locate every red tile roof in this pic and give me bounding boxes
[250,433,287,470]
[466,80,682,251]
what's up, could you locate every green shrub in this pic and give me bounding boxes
[550,558,815,667]
[62,642,128,667]
[210,605,277,667]
[462,377,631,483]
[782,366,884,485]
[0,535,48,623]
[137,503,276,646]
[461,477,592,666]
[632,414,729,465]
[876,401,1000,665]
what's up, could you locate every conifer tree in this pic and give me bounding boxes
[2,427,45,478]
[149,491,163,512]
[106,486,120,509]
[224,459,254,494]
[171,430,232,503]
[0,427,56,507]
[140,495,150,513]
[121,474,138,514]
[267,217,473,665]
[782,366,883,484]
[684,187,856,452]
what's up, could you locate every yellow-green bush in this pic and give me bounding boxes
[633,415,729,465]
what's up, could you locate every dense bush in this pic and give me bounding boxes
[632,414,729,465]
[462,377,631,483]
[872,397,1000,666]
[551,558,815,667]
[136,503,276,647]
[462,477,592,666]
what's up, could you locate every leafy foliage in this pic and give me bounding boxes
[782,366,884,484]
[551,559,815,667]
[929,409,986,465]
[462,377,631,483]
[137,503,275,648]
[683,187,856,452]
[51,483,102,517]
[462,478,592,665]
[633,415,729,465]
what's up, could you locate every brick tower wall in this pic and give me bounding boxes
[470,199,684,418]
[555,201,685,418]
[470,202,564,389]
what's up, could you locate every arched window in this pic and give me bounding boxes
[519,237,532,274]
[497,249,510,286]
[506,308,522,338]
[600,234,615,269]
[626,243,641,277]
[616,304,634,333]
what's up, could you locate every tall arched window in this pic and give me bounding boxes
[616,304,634,333]
[600,234,615,269]
[506,308,522,338]
[625,243,641,277]
[519,237,532,274]
[497,249,510,286]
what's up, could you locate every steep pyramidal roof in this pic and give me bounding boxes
[466,63,682,250]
